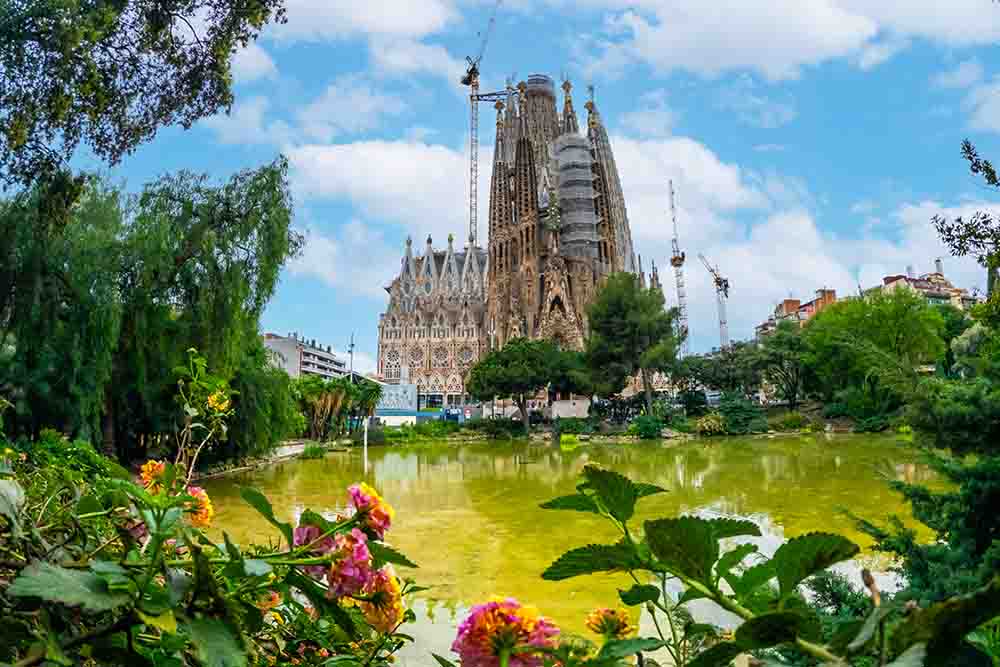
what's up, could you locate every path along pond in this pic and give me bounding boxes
[203,434,935,664]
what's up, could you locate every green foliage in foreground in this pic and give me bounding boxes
[626,415,663,439]
[537,464,1000,666]
[718,393,768,435]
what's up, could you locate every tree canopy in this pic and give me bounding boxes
[585,272,682,414]
[466,338,556,432]
[758,320,807,408]
[1,0,287,184]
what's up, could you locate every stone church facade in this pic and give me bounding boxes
[376,74,636,406]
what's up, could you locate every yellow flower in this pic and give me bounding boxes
[207,390,231,413]
[357,566,406,633]
[585,607,634,640]
[140,460,166,492]
[186,486,214,528]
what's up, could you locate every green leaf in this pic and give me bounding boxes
[583,465,638,522]
[369,542,418,569]
[542,541,638,581]
[887,644,927,666]
[138,608,178,634]
[686,642,744,667]
[635,483,668,499]
[644,517,718,585]
[90,560,131,592]
[0,479,25,536]
[539,494,599,513]
[770,532,859,597]
[323,657,362,666]
[185,618,245,667]
[239,487,293,547]
[243,559,272,577]
[76,493,104,516]
[716,543,758,583]
[618,584,660,606]
[431,654,458,667]
[730,561,776,599]
[299,509,336,533]
[8,561,131,612]
[707,518,762,539]
[596,638,667,660]
[106,461,132,481]
[734,611,805,649]
[847,605,895,653]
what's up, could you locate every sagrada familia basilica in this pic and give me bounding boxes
[376,74,638,407]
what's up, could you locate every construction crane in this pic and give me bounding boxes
[668,180,689,357]
[699,253,730,350]
[461,0,506,248]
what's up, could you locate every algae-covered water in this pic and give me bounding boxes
[202,434,933,663]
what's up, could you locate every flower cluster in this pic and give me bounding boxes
[186,486,214,528]
[452,597,560,667]
[140,459,166,493]
[327,528,374,599]
[585,607,634,640]
[357,565,405,633]
[293,524,337,579]
[206,390,231,413]
[348,483,394,539]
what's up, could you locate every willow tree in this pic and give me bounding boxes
[1,0,287,184]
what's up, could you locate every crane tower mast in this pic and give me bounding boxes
[699,253,730,350]
[668,180,689,357]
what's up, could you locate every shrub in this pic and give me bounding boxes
[853,415,890,433]
[769,411,809,432]
[627,415,663,439]
[464,417,522,439]
[678,389,709,417]
[822,402,849,419]
[300,443,326,459]
[695,412,725,435]
[557,417,595,435]
[668,416,693,434]
[350,427,387,446]
[906,378,1000,454]
[559,433,580,446]
[719,393,768,434]
[14,429,124,480]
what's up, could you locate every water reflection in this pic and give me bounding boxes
[203,435,932,664]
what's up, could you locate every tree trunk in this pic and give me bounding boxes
[101,393,116,459]
[640,368,654,415]
[516,395,529,436]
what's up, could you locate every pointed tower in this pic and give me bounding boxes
[561,79,579,135]
[588,97,636,273]
[419,235,438,296]
[638,254,647,288]
[440,233,461,294]
[488,100,513,241]
[513,81,539,228]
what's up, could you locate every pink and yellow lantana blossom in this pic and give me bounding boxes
[357,565,406,633]
[348,483,395,539]
[452,597,560,667]
[186,486,214,528]
[293,522,375,599]
[140,459,166,493]
[585,607,634,640]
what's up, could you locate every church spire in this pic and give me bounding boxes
[488,100,513,236]
[561,79,579,135]
[513,80,538,225]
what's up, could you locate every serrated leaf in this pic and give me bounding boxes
[707,518,762,539]
[539,494,599,513]
[730,561,776,599]
[771,532,859,597]
[887,643,927,666]
[735,611,804,649]
[542,541,638,581]
[369,542,418,569]
[597,637,667,659]
[686,641,744,667]
[847,604,895,653]
[139,609,178,634]
[9,561,131,612]
[431,655,457,667]
[644,517,718,585]
[239,487,293,548]
[583,465,638,522]
[635,483,668,499]
[185,617,245,667]
[243,559,272,577]
[716,543,758,583]
[619,584,660,606]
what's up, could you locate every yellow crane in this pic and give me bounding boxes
[699,253,730,350]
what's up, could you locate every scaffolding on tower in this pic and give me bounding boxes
[668,180,689,357]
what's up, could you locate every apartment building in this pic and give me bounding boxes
[262,333,347,379]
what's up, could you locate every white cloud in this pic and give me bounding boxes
[368,38,466,86]
[855,35,910,70]
[231,42,278,83]
[716,76,797,128]
[288,219,402,298]
[271,0,458,41]
[618,89,677,138]
[202,97,293,145]
[963,78,1000,134]
[932,59,984,89]
[297,75,407,142]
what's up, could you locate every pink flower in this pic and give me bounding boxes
[452,597,560,667]
[348,483,394,539]
[294,524,336,580]
[327,528,374,599]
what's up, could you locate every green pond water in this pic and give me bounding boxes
[202,434,934,664]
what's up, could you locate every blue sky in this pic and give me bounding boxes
[97,0,1000,370]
